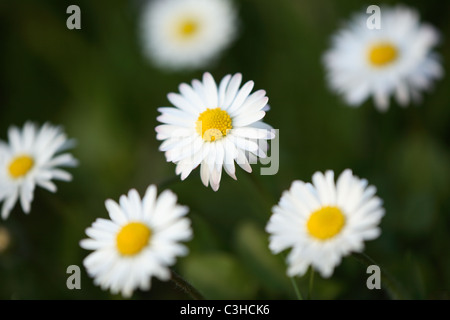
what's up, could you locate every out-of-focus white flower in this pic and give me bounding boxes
[0,122,78,219]
[140,0,237,70]
[323,5,443,111]
[80,185,192,298]
[266,169,384,278]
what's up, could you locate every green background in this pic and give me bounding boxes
[0,0,449,300]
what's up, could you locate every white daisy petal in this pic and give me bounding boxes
[22,122,37,151]
[128,189,143,221]
[191,79,208,104]
[202,72,219,108]
[178,83,205,110]
[206,141,217,173]
[79,239,109,251]
[291,181,320,212]
[143,185,157,220]
[157,107,195,121]
[159,136,195,153]
[167,93,200,115]
[49,169,72,182]
[223,73,242,109]
[45,153,78,168]
[232,111,266,127]
[155,125,193,140]
[19,178,34,213]
[218,74,232,106]
[200,162,210,187]
[36,179,57,193]
[238,90,268,114]
[105,199,127,225]
[235,148,252,173]
[2,189,19,219]
[230,136,259,154]
[232,127,274,140]
[8,126,22,153]
[157,112,193,127]
[227,80,254,115]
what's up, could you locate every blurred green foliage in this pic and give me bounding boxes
[0,0,449,300]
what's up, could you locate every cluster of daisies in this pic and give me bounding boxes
[0,0,444,298]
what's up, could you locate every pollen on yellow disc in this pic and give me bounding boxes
[116,222,152,256]
[196,108,232,142]
[368,42,398,67]
[179,19,199,38]
[8,155,34,178]
[307,206,346,241]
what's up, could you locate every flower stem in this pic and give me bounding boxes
[352,252,407,300]
[308,267,315,299]
[170,269,205,300]
[280,252,303,300]
[290,276,303,300]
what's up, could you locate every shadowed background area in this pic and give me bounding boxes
[0,0,449,299]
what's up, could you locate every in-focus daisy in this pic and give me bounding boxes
[0,122,78,219]
[140,0,237,70]
[323,5,443,111]
[266,169,384,278]
[80,185,192,298]
[156,72,275,191]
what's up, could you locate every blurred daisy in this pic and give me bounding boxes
[0,122,78,219]
[266,169,384,278]
[323,5,443,111]
[140,0,237,70]
[80,185,192,298]
[156,72,275,191]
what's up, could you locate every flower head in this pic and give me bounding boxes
[156,72,275,191]
[0,122,78,219]
[140,0,237,70]
[323,5,443,111]
[80,185,192,298]
[266,169,384,278]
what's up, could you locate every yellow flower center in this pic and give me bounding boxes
[8,155,34,178]
[196,108,232,142]
[307,206,346,241]
[178,19,199,39]
[368,42,399,67]
[116,222,152,256]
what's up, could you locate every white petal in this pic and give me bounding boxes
[200,162,210,187]
[167,93,199,115]
[232,111,266,127]
[202,72,218,108]
[105,199,127,224]
[227,80,254,114]
[218,74,232,107]
[222,73,242,109]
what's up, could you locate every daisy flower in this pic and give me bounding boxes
[266,169,384,278]
[140,0,237,70]
[323,5,443,111]
[156,72,275,191]
[80,185,192,298]
[0,122,78,219]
